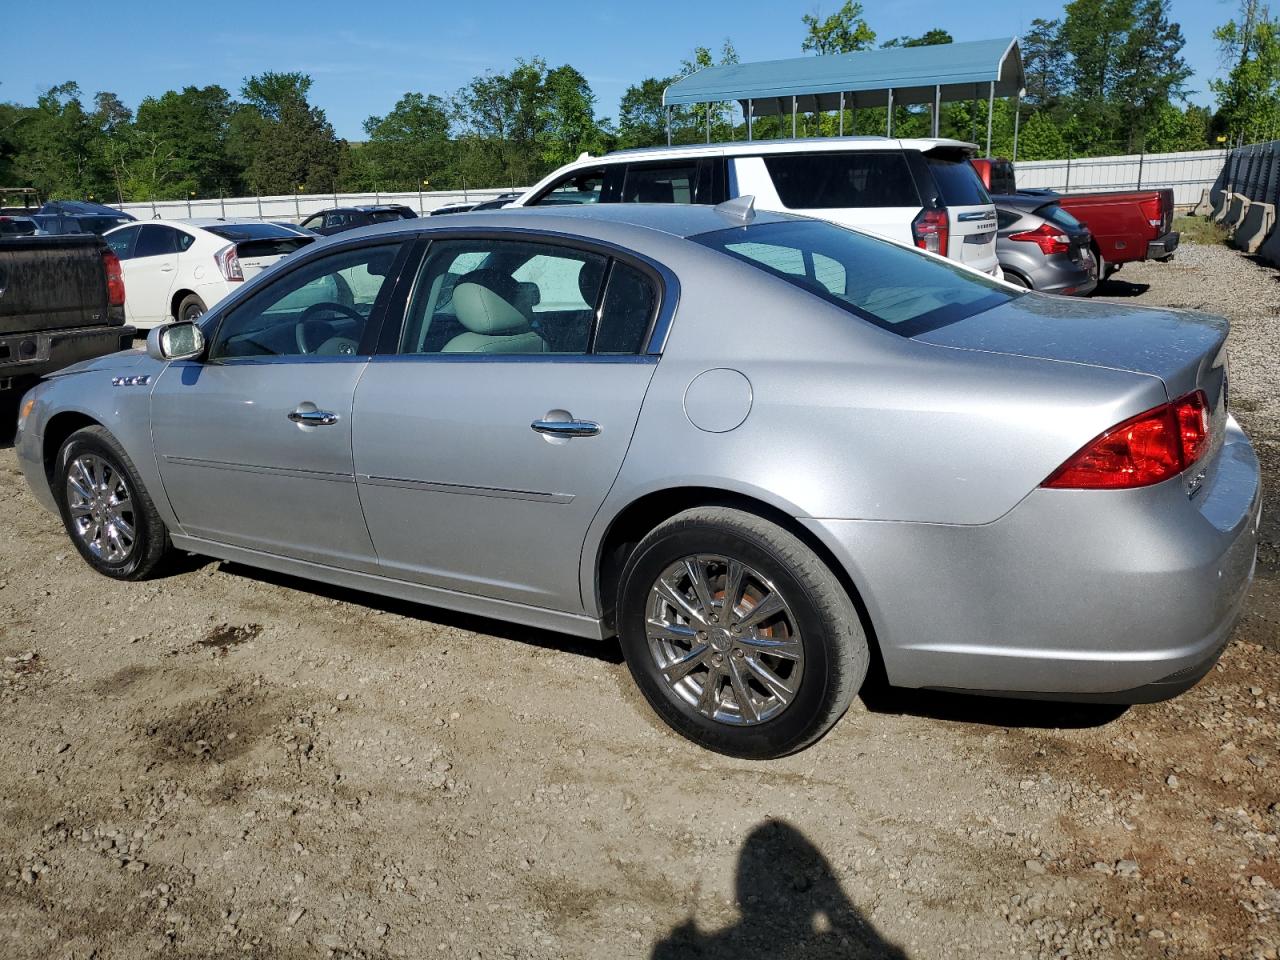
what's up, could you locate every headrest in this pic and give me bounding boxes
[633,179,674,203]
[451,283,531,336]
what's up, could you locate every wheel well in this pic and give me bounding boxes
[1002,267,1032,288]
[170,289,197,321]
[594,487,880,654]
[42,412,100,483]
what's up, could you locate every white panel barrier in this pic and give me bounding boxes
[115,188,522,223]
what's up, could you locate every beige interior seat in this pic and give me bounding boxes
[442,282,547,354]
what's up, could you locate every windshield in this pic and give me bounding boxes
[205,223,302,241]
[692,219,1015,336]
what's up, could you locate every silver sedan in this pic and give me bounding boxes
[14,203,1262,758]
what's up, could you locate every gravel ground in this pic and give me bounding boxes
[0,239,1277,960]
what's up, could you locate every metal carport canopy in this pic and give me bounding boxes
[663,37,1023,116]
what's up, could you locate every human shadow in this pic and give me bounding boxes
[651,820,909,959]
[1093,276,1151,297]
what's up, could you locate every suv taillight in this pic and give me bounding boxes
[912,208,949,255]
[102,249,125,307]
[214,243,243,282]
[1009,222,1071,255]
[1042,391,1210,490]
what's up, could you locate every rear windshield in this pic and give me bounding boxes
[763,152,920,209]
[369,209,411,223]
[693,219,1013,336]
[205,223,304,241]
[1038,204,1084,231]
[927,154,991,207]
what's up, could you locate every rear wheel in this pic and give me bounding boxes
[177,294,206,324]
[1004,271,1030,289]
[617,507,868,758]
[55,426,171,580]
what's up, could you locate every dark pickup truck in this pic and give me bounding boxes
[1,234,135,395]
[971,158,1179,277]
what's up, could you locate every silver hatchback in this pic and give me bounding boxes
[15,204,1262,757]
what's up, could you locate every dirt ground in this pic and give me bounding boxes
[1,238,1277,960]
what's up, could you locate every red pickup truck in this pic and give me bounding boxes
[972,158,1178,278]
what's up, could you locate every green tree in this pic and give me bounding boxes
[881,28,953,48]
[1021,19,1069,107]
[11,82,113,200]
[453,58,550,188]
[361,92,454,190]
[800,2,876,54]
[539,65,603,168]
[238,72,343,194]
[617,77,671,148]
[129,85,237,199]
[1015,110,1070,159]
[1212,3,1280,144]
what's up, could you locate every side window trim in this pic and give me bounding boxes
[375,229,676,359]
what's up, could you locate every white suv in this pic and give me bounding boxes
[511,137,1000,276]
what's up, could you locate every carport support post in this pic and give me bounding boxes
[705,103,711,144]
[747,100,753,141]
[886,88,894,137]
[839,92,844,136]
[1012,91,1022,162]
[792,96,797,138]
[665,106,672,146]
[931,85,941,138]
[985,81,995,157]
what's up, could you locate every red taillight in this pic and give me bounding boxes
[912,207,949,255]
[102,249,125,307]
[1009,222,1070,255]
[214,243,244,282]
[1043,391,1211,490]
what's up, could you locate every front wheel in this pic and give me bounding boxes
[55,426,172,580]
[177,294,206,324]
[617,507,868,758]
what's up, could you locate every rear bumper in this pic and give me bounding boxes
[1,324,136,385]
[804,416,1261,700]
[1148,231,1180,260]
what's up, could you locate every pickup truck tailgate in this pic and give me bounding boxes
[0,235,113,335]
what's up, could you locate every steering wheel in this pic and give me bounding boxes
[296,301,364,355]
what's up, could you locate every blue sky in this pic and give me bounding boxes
[4,0,1232,139]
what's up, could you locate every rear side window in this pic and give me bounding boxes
[694,219,1013,336]
[927,155,991,207]
[996,209,1021,230]
[622,163,698,204]
[135,224,179,258]
[106,226,140,259]
[1039,204,1084,231]
[990,162,1017,195]
[762,152,920,209]
[594,263,657,353]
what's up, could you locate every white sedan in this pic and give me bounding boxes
[103,220,314,329]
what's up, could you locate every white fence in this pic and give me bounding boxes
[1015,149,1229,207]
[116,187,518,222]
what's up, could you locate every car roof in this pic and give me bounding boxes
[329,201,802,246]
[596,136,977,162]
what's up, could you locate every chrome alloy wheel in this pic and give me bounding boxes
[646,555,803,725]
[65,454,136,563]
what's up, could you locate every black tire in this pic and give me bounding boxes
[617,507,868,758]
[1004,271,1030,289]
[177,294,206,324]
[54,426,171,580]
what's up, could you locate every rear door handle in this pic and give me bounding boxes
[288,408,339,426]
[531,418,601,438]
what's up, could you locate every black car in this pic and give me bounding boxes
[33,200,135,236]
[298,205,418,236]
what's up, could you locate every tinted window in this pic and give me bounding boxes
[996,209,1021,230]
[210,243,401,360]
[532,167,608,206]
[763,153,920,209]
[622,163,697,204]
[177,231,196,252]
[135,224,179,258]
[990,162,1017,195]
[369,209,406,223]
[1039,204,1084,231]
[693,220,1013,336]
[205,223,303,241]
[400,239,607,355]
[79,216,130,235]
[105,226,139,258]
[0,217,36,235]
[301,214,324,230]
[595,263,657,354]
[927,156,991,207]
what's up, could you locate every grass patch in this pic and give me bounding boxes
[1174,214,1230,247]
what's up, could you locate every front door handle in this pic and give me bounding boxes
[160,264,174,272]
[531,418,601,438]
[288,408,339,426]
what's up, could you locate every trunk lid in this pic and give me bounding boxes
[235,237,312,280]
[915,295,1228,411]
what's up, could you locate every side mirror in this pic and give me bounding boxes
[146,322,206,362]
